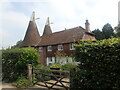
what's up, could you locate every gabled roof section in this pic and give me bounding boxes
[22,12,40,47]
[38,26,85,46]
[43,17,52,35]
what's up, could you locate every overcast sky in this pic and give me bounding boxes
[0,0,119,49]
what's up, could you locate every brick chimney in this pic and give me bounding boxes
[85,19,90,32]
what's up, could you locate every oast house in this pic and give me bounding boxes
[22,12,95,65]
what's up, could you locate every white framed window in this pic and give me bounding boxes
[58,44,63,51]
[38,47,43,52]
[47,46,52,51]
[47,57,55,65]
[69,43,75,50]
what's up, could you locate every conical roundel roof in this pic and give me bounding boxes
[43,17,52,35]
[22,12,40,47]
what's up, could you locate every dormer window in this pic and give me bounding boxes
[58,44,63,51]
[69,43,75,50]
[48,46,52,51]
[39,47,43,52]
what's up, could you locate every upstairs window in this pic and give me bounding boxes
[47,46,52,51]
[69,43,75,50]
[58,44,63,51]
[38,47,43,52]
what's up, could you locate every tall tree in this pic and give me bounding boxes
[102,23,115,39]
[114,24,120,37]
[11,40,23,48]
[92,29,104,40]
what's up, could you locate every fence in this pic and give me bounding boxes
[28,64,70,90]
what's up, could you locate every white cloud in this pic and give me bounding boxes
[0,0,49,2]
[0,0,119,49]
[86,0,118,30]
[49,0,76,19]
[1,11,29,30]
[0,2,30,49]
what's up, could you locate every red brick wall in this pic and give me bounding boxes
[46,44,75,57]
[38,47,47,65]
[63,44,75,56]
[39,44,75,65]
[46,45,57,57]
[39,34,95,65]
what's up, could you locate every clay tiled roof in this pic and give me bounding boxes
[43,17,52,35]
[22,13,94,47]
[22,12,40,47]
[38,26,85,46]
[43,25,52,35]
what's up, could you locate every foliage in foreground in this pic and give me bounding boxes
[71,38,120,89]
[33,65,51,82]
[33,63,76,83]
[2,47,39,82]
[12,76,33,88]
[61,63,76,71]
[49,62,77,71]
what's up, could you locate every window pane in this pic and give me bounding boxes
[48,46,52,51]
[39,47,43,52]
[58,44,63,51]
[70,43,75,50]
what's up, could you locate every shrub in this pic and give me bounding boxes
[2,47,39,82]
[61,62,76,71]
[50,63,62,69]
[71,38,120,89]
[12,76,33,88]
[33,65,51,82]
[35,64,50,70]
[49,62,77,71]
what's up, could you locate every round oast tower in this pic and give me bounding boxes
[42,17,52,35]
[22,12,40,47]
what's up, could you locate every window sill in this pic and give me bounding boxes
[70,49,75,50]
[58,49,63,51]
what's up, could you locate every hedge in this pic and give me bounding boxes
[2,47,39,82]
[71,38,120,89]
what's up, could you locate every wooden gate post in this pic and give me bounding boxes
[28,64,32,82]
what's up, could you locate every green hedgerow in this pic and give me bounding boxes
[71,38,120,89]
[2,47,39,82]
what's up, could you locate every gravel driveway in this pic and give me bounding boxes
[1,83,16,88]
